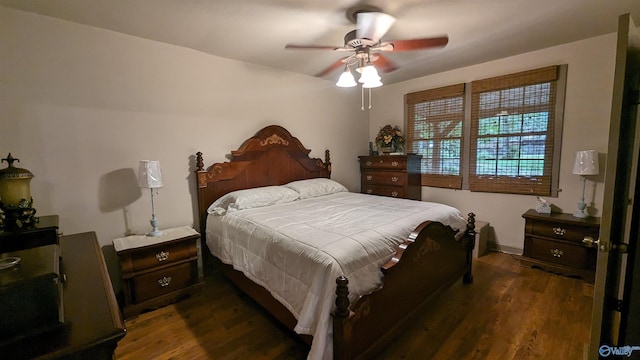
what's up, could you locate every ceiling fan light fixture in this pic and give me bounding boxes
[362,78,383,88]
[336,69,357,87]
[358,64,381,84]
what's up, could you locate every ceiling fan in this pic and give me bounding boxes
[284,8,449,80]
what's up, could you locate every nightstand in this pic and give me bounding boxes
[358,154,422,200]
[520,209,600,283]
[113,226,202,318]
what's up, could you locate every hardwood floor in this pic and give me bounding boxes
[114,252,593,359]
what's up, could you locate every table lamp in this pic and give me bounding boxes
[572,150,599,218]
[138,160,163,236]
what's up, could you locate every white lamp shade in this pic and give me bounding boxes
[572,150,599,175]
[138,160,163,188]
[336,70,357,87]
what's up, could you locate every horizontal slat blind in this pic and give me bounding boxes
[469,65,558,195]
[406,84,465,189]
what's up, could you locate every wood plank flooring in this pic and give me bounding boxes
[114,252,593,359]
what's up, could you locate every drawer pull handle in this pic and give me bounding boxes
[391,191,398,197]
[391,161,399,167]
[366,161,372,166]
[158,276,172,287]
[366,175,373,181]
[366,189,373,194]
[156,251,170,262]
[552,227,566,236]
[391,176,399,183]
[550,249,563,258]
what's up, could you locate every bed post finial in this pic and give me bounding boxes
[466,212,476,237]
[196,152,204,171]
[334,275,350,318]
[463,212,476,284]
[325,149,332,177]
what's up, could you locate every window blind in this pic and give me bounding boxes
[469,66,559,195]
[406,84,465,189]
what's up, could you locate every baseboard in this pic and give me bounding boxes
[487,243,522,255]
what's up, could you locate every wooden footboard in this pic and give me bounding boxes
[333,213,476,360]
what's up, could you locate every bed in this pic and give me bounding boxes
[195,125,476,360]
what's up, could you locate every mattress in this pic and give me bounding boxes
[206,191,466,359]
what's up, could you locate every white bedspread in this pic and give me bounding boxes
[206,192,466,360]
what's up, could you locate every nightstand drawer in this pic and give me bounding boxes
[360,157,407,170]
[362,185,405,198]
[128,241,194,273]
[133,262,193,303]
[528,237,591,270]
[529,220,599,243]
[361,171,405,186]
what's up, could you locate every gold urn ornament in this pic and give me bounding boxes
[0,153,38,230]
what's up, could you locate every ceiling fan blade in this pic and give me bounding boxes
[285,44,345,51]
[371,53,398,73]
[371,43,394,52]
[315,57,349,77]
[356,12,396,42]
[385,36,449,51]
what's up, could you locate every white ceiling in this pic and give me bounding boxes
[2,0,640,84]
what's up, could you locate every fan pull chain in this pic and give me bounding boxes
[360,86,374,111]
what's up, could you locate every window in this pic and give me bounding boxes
[405,65,566,196]
[406,84,465,189]
[469,66,562,196]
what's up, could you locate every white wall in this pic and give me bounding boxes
[370,34,616,252]
[0,7,368,289]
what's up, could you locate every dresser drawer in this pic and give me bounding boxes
[360,157,407,170]
[527,237,592,270]
[133,262,194,303]
[528,219,599,243]
[361,185,405,198]
[125,240,194,274]
[361,171,405,186]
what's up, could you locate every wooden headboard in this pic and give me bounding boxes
[195,125,331,229]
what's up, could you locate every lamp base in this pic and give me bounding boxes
[573,198,588,218]
[146,216,163,237]
[147,229,164,237]
[573,211,588,218]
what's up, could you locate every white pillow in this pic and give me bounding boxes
[207,186,300,215]
[284,178,348,199]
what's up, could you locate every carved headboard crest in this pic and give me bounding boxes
[260,134,289,147]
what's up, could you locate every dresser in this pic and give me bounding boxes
[521,209,600,283]
[114,226,202,318]
[0,214,59,253]
[0,231,126,359]
[358,154,422,200]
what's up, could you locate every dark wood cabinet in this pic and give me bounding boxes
[358,154,422,200]
[114,227,202,319]
[521,209,600,283]
[0,231,126,359]
[0,214,59,253]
